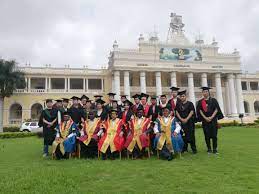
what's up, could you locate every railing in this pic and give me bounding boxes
[9,119,22,125]
[69,89,85,93]
[30,89,46,93]
[50,89,66,93]
[15,89,26,93]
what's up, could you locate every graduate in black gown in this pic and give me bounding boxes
[147,95,160,122]
[196,87,224,154]
[38,99,57,157]
[95,99,108,121]
[68,96,84,126]
[167,86,180,116]
[104,92,116,112]
[176,90,197,154]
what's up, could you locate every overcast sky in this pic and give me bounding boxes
[0,0,258,72]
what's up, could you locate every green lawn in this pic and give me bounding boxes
[0,127,258,194]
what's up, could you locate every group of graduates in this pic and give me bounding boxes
[39,86,224,161]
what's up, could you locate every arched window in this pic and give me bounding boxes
[9,103,22,124]
[243,101,250,114]
[31,103,43,121]
[254,101,259,115]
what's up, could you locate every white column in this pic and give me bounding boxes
[48,78,51,90]
[28,77,31,92]
[114,71,121,100]
[155,72,162,96]
[86,79,88,92]
[236,74,245,114]
[225,81,231,115]
[112,74,115,93]
[67,78,70,92]
[215,73,224,115]
[124,71,130,97]
[140,71,146,93]
[201,73,208,87]
[83,78,86,92]
[170,71,177,86]
[64,77,67,92]
[45,77,48,91]
[227,74,238,116]
[187,72,196,106]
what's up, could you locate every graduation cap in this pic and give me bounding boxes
[132,94,141,99]
[112,100,118,103]
[151,95,157,100]
[140,93,149,99]
[178,90,187,96]
[170,86,180,91]
[55,99,62,103]
[200,86,212,91]
[107,92,116,96]
[81,95,89,100]
[86,99,92,103]
[94,95,103,98]
[62,98,69,103]
[95,99,105,105]
[71,96,80,100]
[124,99,133,106]
[45,99,53,103]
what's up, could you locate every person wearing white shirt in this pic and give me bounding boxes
[153,105,184,161]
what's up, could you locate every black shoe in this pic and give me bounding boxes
[207,149,212,154]
[213,150,218,154]
[167,153,174,161]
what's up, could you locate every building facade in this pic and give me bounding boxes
[3,13,259,126]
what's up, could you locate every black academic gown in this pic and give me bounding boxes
[196,97,224,138]
[147,105,160,122]
[68,106,84,126]
[95,109,108,121]
[38,108,58,145]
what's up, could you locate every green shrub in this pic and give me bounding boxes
[3,127,20,132]
[0,132,37,139]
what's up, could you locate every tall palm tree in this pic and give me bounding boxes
[0,59,26,132]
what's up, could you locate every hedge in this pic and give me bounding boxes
[0,132,37,139]
[3,127,20,132]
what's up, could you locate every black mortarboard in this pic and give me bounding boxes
[86,99,92,103]
[71,96,80,100]
[95,99,105,105]
[170,86,180,91]
[151,95,157,99]
[132,94,141,99]
[81,95,89,100]
[107,92,116,96]
[200,87,212,91]
[62,98,69,103]
[94,95,103,98]
[178,90,187,96]
[45,99,53,103]
[120,94,127,98]
[55,99,62,103]
[112,100,118,103]
[124,99,133,106]
[160,94,167,98]
[140,93,149,99]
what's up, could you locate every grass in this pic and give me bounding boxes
[0,127,258,194]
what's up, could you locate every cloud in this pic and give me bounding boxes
[0,0,258,72]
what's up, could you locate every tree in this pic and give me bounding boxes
[0,59,26,132]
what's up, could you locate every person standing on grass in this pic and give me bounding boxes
[38,99,57,158]
[175,90,197,154]
[153,105,184,161]
[196,87,224,154]
[167,86,180,116]
[131,94,143,116]
[68,96,84,127]
[52,111,79,160]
